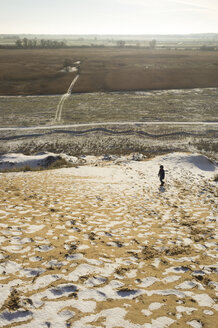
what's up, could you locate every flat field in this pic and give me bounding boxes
[0,88,217,157]
[1,48,218,95]
[0,88,218,127]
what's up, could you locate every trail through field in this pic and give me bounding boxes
[0,152,217,328]
[55,74,79,122]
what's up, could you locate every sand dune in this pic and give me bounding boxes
[0,152,217,327]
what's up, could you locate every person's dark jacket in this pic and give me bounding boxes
[158,167,165,179]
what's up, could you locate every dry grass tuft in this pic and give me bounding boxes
[1,289,20,311]
[214,174,218,181]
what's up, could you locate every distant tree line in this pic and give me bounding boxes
[116,39,157,49]
[200,45,217,51]
[0,36,217,51]
[15,38,66,49]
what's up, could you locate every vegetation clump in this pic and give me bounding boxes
[142,246,158,260]
[1,289,20,311]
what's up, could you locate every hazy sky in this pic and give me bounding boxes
[1,0,218,34]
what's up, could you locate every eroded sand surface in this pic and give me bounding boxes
[0,153,217,328]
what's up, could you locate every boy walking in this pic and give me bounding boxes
[158,165,165,186]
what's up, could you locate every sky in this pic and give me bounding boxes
[1,0,218,35]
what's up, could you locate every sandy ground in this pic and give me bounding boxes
[0,152,217,328]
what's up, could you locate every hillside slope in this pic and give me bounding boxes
[0,152,217,327]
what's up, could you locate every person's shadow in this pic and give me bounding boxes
[159,185,166,193]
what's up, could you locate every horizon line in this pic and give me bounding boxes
[1,32,218,36]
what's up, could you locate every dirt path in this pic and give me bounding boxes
[0,121,218,132]
[55,74,80,122]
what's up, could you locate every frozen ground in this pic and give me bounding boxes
[1,87,217,158]
[0,152,217,327]
[0,88,217,128]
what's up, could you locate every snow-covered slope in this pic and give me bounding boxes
[0,152,62,170]
[0,152,217,328]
